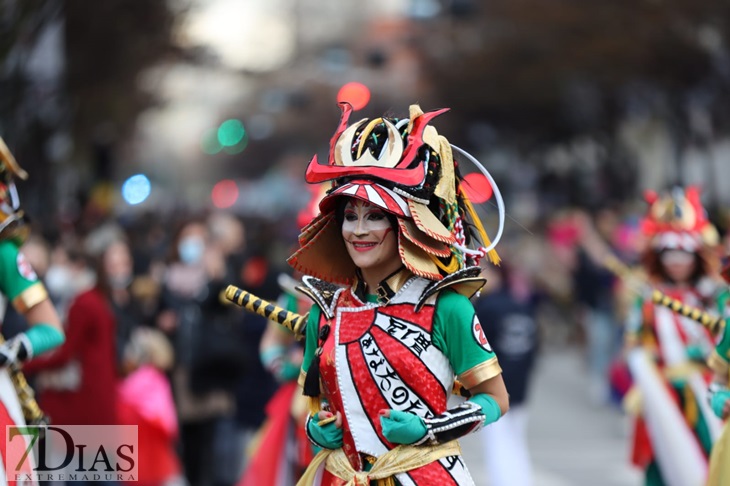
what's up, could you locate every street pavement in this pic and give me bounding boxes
[460,347,643,486]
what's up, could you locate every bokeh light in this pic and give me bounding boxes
[461,172,493,203]
[223,131,249,154]
[211,179,239,208]
[217,119,246,147]
[337,82,371,111]
[201,128,223,155]
[121,174,152,205]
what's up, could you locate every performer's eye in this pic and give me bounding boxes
[368,212,386,221]
[344,211,358,222]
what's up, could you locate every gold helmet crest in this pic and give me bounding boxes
[0,138,30,244]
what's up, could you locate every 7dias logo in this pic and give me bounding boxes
[5,425,138,483]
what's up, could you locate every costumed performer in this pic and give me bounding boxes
[623,187,722,486]
[288,102,509,486]
[0,138,65,485]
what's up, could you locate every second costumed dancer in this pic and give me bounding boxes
[623,187,723,486]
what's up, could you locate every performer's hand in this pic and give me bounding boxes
[379,409,427,445]
[710,389,730,419]
[306,411,343,449]
[685,345,705,362]
[0,335,30,368]
[277,360,301,382]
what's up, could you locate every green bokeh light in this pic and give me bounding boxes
[217,119,246,147]
[223,132,249,154]
[201,128,222,155]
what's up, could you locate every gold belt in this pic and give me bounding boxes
[297,440,461,486]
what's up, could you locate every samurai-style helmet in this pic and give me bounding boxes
[640,186,718,252]
[287,102,502,285]
[0,138,29,244]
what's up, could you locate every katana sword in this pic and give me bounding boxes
[0,335,48,427]
[603,254,726,336]
[648,289,725,336]
[224,284,473,398]
[224,285,308,338]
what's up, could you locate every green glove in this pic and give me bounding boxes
[470,393,502,426]
[711,389,730,418]
[25,323,65,357]
[306,413,343,449]
[279,360,301,382]
[261,345,301,383]
[686,345,706,362]
[379,410,427,445]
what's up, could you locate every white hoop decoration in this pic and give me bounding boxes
[451,145,505,254]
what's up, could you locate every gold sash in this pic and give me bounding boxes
[297,441,461,486]
[707,421,730,486]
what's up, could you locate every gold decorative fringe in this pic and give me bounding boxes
[434,135,456,204]
[429,253,460,273]
[356,118,384,159]
[407,105,422,134]
[622,386,643,416]
[706,421,730,486]
[308,396,322,416]
[682,384,698,427]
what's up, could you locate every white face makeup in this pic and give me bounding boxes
[660,249,696,284]
[341,199,401,286]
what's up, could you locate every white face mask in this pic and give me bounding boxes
[44,265,72,297]
[178,236,205,265]
[341,199,400,277]
[108,274,133,289]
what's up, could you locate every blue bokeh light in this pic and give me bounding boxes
[122,174,151,205]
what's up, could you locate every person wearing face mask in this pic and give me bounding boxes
[24,236,137,432]
[283,103,510,485]
[622,187,724,486]
[157,219,244,486]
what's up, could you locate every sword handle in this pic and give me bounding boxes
[601,254,726,336]
[650,289,725,335]
[224,285,308,338]
[0,335,48,426]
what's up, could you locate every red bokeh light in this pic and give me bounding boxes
[461,173,493,203]
[211,179,239,209]
[337,82,371,111]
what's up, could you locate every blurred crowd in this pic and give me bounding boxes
[4,195,728,486]
[7,210,288,486]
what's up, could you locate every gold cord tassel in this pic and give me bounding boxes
[308,396,322,416]
[460,188,501,265]
[429,253,460,273]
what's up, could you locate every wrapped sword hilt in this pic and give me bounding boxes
[224,285,308,338]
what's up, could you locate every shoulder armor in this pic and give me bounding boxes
[296,275,341,319]
[415,266,486,311]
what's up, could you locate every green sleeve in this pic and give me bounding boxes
[716,289,730,316]
[707,289,730,376]
[0,240,40,301]
[301,303,322,376]
[713,290,730,362]
[432,290,501,389]
[624,296,645,346]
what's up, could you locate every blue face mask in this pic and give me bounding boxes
[178,237,205,264]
